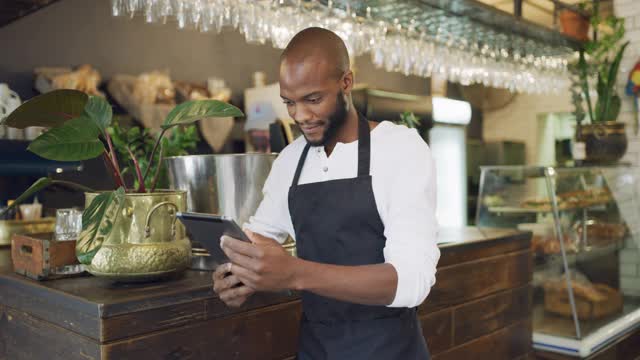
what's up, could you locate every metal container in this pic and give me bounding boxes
[165,154,277,225]
[83,190,191,281]
[165,154,278,270]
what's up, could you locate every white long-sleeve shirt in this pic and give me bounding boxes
[244,120,440,308]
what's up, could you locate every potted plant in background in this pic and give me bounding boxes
[569,0,629,164]
[0,89,243,280]
[559,2,591,41]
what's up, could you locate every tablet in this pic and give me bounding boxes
[176,212,251,267]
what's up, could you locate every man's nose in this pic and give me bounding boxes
[292,104,313,123]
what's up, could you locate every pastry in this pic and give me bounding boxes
[132,70,176,105]
[575,222,627,247]
[531,235,576,255]
[37,64,104,96]
[483,195,505,207]
[544,278,623,320]
[521,197,553,211]
[558,188,612,208]
[174,81,211,102]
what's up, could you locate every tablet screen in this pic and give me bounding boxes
[177,212,250,267]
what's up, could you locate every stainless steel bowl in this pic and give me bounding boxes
[165,153,277,270]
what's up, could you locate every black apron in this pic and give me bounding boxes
[288,113,430,360]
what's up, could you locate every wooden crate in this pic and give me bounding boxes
[11,233,80,280]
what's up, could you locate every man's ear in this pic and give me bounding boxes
[342,70,354,95]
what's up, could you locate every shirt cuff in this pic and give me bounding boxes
[386,259,432,308]
[242,219,289,244]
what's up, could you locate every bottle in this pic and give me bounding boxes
[6,200,19,220]
[252,71,266,88]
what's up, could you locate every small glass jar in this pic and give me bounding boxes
[55,208,82,241]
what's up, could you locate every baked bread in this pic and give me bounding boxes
[544,278,623,319]
[40,64,103,96]
[131,70,175,105]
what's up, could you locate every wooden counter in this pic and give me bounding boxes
[0,227,532,360]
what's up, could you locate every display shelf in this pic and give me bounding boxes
[477,165,640,358]
[0,139,82,176]
[533,298,640,357]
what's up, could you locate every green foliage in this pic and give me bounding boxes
[0,178,51,218]
[83,95,113,134]
[5,89,242,265]
[569,1,628,124]
[108,120,199,191]
[27,116,105,161]
[398,111,421,129]
[76,187,125,265]
[162,99,243,130]
[0,89,88,129]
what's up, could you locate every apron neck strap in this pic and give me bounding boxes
[356,111,371,177]
[291,112,371,187]
[292,143,311,187]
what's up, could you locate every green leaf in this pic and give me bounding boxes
[601,41,629,123]
[76,187,125,265]
[0,178,94,218]
[161,100,243,130]
[28,116,104,161]
[596,71,606,99]
[606,94,621,121]
[0,89,88,129]
[398,111,421,129]
[83,96,113,134]
[127,126,141,139]
[0,178,51,218]
[578,50,595,123]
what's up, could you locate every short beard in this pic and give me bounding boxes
[305,92,349,147]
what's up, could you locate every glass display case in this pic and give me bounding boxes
[476,166,640,357]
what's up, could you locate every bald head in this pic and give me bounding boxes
[281,27,350,79]
[279,27,356,147]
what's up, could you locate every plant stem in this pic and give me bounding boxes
[150,142,165,193]
[102,152,127,191]
[104,132,127,189]
[143,128,167,182]
[126,146,147,193]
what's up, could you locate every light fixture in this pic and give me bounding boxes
[432,97,472,126]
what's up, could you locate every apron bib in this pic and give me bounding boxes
[288,113,430,360]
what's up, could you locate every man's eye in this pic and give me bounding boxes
[308,97,321,104]
[283,100,293,106]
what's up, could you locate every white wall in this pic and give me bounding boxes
[615,0,640,297]
[482,92,573,165]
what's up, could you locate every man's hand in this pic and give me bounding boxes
[221,230,299,292]
[212,262,255,307]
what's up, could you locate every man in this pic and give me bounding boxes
[213,27,439,359]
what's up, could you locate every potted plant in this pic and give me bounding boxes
[569,1,629,164]
[0,89,243,280]
[559,2,591,41]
